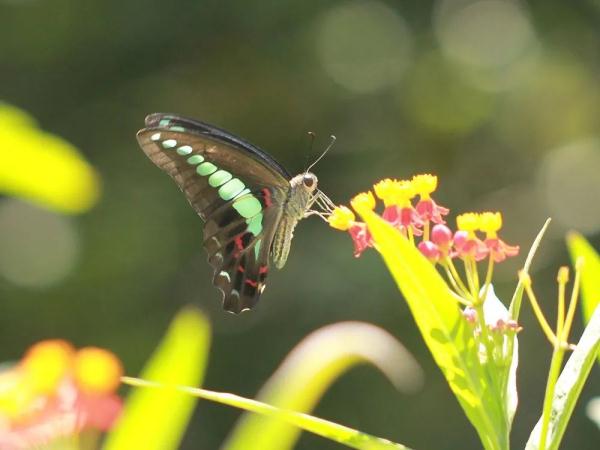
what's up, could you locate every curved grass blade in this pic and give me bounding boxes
[121,377,411,450]
[223,321,423,450]
[525,305,600,450]
[355,207,507,450]
[104,307,210,450]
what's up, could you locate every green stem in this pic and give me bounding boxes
[470,258,481,301]
[446,257,471,296]
[464,258,477,302]
[539,344,566,449]
[561,261,582,342]
[442,262,470,300]
[480,257,495,304]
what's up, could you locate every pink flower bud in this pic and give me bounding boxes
[431,224,453,246]
[418,240,440,262]
[463,307,477,324]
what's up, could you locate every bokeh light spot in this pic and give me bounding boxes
[0,199,80,288]
[538,139,600,234]
[435,0,537,68]
[434,0,539,91]
[492,59,600,149]
[400,52,494,134]
[586,397,600,430]
[316,0,412,94]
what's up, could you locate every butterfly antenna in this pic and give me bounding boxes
[303,132,316,171]
[306,135,336,174]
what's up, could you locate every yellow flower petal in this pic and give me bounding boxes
[74,347,123,394]
[21,339,75,395]
[328,206,355,231]
[373,179,397,206]
[479,212,502,235]
[412,174,438,198]
[0,370,36,420]
[350,191,376,212]
[456,212,480,232]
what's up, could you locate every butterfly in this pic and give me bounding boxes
[137,113,335,313]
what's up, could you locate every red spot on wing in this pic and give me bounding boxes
[237,265,245,273]
[262,188,272,208]
[234,234,245,251]
[259,266,268,274]
[245,279,258,288]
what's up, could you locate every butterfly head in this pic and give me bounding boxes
[290,172,318,194]
[301,172,318,192]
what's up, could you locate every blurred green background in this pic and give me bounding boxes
[1,0,599,448]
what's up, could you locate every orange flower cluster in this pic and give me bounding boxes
[0,340,123,449]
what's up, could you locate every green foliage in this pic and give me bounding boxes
[119,318,417,450]
[122,377,411,450]
[223,322,422,450]
[566,232,600,324]
[104,307,210,450]
[0,103,100,214]
[355,207,512,450]
[525,306,600,450]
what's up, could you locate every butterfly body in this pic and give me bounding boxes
[137,113,327,313]
[271,172,318,269]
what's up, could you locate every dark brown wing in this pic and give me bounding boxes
[137,113,290,312]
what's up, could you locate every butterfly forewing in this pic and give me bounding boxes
[137,114,291,313]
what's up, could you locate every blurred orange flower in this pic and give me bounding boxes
[0,340,123,449]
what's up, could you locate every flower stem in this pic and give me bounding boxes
[442,262,470,300]
[521,274,557,345]
[445,257,470,296]
[561,258,582,342]
[480,256,495,304]
[464,258,477,302]
[470,258,480,300]
[539,342,566,449]
[556,267,568,339]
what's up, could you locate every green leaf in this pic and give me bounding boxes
[104,307,210,450]
[0,102,100,214]
[121,377,412,450]
[566,232,600,324]
[355,207,508,450]
[223,321,423,450]
[525,305,600,450]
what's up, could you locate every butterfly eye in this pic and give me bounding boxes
[303,173,317,188]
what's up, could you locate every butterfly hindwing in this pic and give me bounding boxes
[205,191,283,312]
[204,188,283,311]
[137,113,291,312]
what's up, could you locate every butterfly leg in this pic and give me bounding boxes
[303,210,330,221]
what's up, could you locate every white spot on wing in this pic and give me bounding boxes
[219,270,231,282]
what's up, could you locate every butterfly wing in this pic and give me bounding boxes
[137,113,290,313]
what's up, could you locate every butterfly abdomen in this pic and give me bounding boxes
[271,215,299,269]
